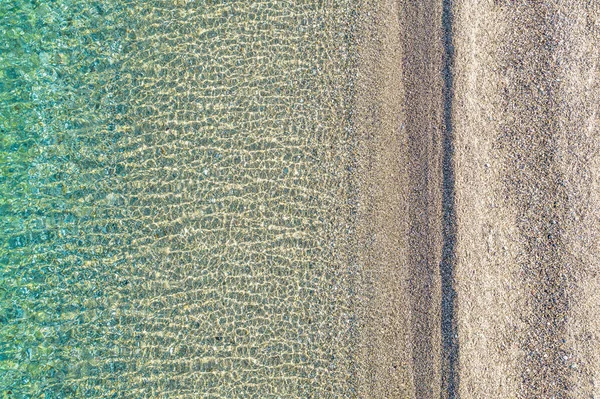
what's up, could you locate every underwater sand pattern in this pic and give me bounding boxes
[1,1,355,397]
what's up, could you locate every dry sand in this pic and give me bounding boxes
[353,1,600,398]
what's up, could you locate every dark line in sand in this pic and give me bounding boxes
[403,1,443,397]
[440,0,459,398]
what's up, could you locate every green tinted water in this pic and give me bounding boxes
[1,1,356,397]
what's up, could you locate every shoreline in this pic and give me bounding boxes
[352,1,448,397]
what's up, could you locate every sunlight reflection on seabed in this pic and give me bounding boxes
[0,1,357,397]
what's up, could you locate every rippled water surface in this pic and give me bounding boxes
[1,1,356,397]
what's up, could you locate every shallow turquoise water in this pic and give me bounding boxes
[1,1,356,397]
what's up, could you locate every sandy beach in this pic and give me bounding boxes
[353,0,446,397]
[353,1,600,398]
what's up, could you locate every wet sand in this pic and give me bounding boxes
[353,0,446,397]
[353,0,600,398]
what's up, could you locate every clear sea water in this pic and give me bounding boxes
[1,1,356,397]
